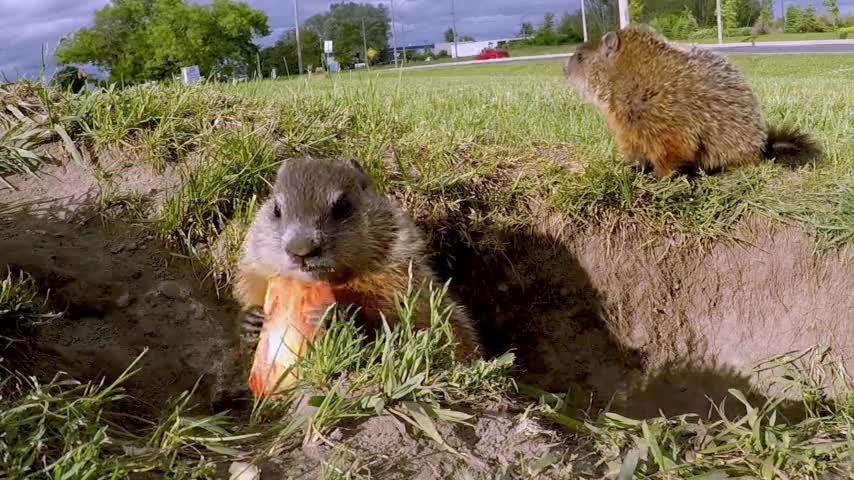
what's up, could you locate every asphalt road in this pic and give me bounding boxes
[394,40,854,71]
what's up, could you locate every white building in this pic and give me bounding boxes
[434,36,532,58]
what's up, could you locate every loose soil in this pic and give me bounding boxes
[2,147,852,477]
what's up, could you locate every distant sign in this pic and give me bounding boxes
[271,68,277,79]
[323,40,333,53]
[180,65,201,85]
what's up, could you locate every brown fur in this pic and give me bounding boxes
[563,26,821,178]
[235,157,480,361]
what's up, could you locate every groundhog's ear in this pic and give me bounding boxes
[603,32,619,55]
[348,158,371,190]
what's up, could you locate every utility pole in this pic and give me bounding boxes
[283,56,290,78]
[580,0,588,41]
[361,18,370,70]
[618,0,629,28]
[450,0,459,58]
[255,52,261,79]
[293,0,304,74]
[390,0,399,67]
[716,0,724,44]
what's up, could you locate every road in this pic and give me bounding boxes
[392,39,854,72]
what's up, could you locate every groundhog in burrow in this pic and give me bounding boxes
[562,25,821,178]
[234,156,481,361]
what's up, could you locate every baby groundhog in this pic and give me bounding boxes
[563,26,821,178]
[235,156,480,361]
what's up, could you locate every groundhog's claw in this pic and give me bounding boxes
[240,306,265,345]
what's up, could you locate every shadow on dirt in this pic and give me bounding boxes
[0,201,247,416]
[427,223,791,419]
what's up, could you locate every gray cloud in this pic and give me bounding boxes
[2,0,852,80]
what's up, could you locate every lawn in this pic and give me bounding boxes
[237,54,854,243]
[691,31,841,43]
[1,53,854,478]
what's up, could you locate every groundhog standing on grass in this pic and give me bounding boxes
[234,157,481,361]
[562,25,822,178]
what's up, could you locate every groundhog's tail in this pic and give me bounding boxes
[762,125,822,168]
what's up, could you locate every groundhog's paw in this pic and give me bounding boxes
[240,306,265,345]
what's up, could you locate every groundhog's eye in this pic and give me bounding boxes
[575,52,583,62]
[331,195,353,220]
[272,202,281,219]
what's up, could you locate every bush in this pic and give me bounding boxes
[728,26,754,37]
[752,16,772,35]
[437,50,449,58]
[688,27,717,40]
[839,26,854,39]
[649,8,699,39]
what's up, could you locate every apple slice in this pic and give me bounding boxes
[247,277,335,398]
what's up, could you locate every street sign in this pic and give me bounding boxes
[323,40,333,53]
[180,65,201,85]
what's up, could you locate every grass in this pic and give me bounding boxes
[233,54,854,243]
[691,31,841,44]
[1,52,854,477]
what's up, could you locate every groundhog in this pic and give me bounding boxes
[234,156,481,361]
[562,25,821,178]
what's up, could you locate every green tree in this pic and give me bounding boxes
[798,2,821,31]
[630,0,644,23]
[534,12,561,45]
[785,4,802,31]
[752,0,773,34]
[459,35,476,41]
[518,22,534,36]
[822,0,840,27]
[259,28,322,75]
[303,2,390,67]
[55,0,269,83]
[557,12,582,41]
[444,27,455,42]
[541,12,556,34]
[721,0,740,33]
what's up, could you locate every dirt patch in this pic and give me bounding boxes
[0,210,247,412]
[241,411,595,479]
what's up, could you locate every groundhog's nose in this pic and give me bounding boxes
[285,236,321,259]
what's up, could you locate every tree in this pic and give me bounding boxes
[259,28,322,75]
[721,0,740,33]
[822,0,840,27]
[459,35,476,41]
[55,0,269,83]
[798,2,821,32]
[541,12,556,34]
[444,27,455,42]
[752,0,773,34]
[630,0,644,23]
[303,3,390,67]
[785,4,802,31]
[518,22,534,36]
[557,12,582,42]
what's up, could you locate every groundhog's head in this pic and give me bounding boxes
[246,157,399,285]
[562,30,622,110]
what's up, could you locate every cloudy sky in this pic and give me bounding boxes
[1,0,852,80]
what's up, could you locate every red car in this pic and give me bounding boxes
[475,48,510,60]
